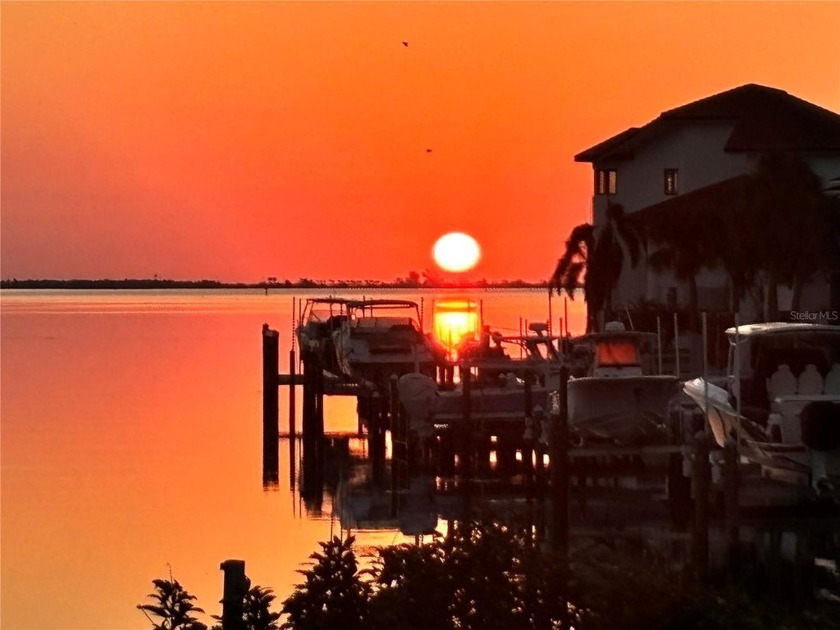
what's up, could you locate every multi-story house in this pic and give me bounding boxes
[575,83,840,320]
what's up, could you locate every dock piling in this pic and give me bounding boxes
[262,325,279,485]
[289,349,296,438]
[724,437,740,565]
[219,559,248,630]
[550,365,570,557]
[692,431,710,578]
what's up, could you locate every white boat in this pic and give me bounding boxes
[296,297,350,375]
[567,322,679,444]
[683,322,840,492]
[397,324,565,436]
[333,299,447,385]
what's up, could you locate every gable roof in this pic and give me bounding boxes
[576,84,840,163]
[626,171,840,229]
[626,174,752,227]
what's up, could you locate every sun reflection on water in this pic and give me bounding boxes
[432,299,481,358]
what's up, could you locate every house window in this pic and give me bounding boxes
[595,169,617,195]
[664,168,678,195]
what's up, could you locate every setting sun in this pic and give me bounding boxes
[433,232,481,273]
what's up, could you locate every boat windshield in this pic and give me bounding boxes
[733,330,840,379]
[731,328,840,423]
[595,339,641,368]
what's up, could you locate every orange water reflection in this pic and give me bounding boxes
[432,298,481,358]
[0,289,585,629]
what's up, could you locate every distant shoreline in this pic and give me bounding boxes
[0,278,551,291]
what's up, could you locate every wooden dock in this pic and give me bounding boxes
[261,323,840,599]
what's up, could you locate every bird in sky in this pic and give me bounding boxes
[402,41,408,47]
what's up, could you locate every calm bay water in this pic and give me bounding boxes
[0,288,585,630]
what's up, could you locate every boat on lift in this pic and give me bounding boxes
[683,322,840,493]
[332,299,447,386]
[566,321,679,444]
[295,297,350,376]
[398,323,567,437]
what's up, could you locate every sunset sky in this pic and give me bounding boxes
[2,1,839,283]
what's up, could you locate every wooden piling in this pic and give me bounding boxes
[723,437,740,565]
[692,431,710,578]
[390,377,400,516]
[289,349,296,437]
[550,365,569,558]
[461,361,472,481]
[262,325,279,483]
[315,357,325,442]
[219,559,248,630]
[550,366,570,629]
[302,352,325,445]
[301,350,325,499]
[370,395,385,486]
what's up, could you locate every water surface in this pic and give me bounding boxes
[0,288,584,629]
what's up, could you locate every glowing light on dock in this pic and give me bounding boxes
[432,298,480,358]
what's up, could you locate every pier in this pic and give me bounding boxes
[261,322,840,602]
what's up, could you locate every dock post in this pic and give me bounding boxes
[262,325,279,485]
[550,366,570,629]
[390,376,400,516]
[301,352,324,501]
[219,559,248,630]
[461,361,473,521]
[314,358,325,446]
[370,394,385,487]
[550,366,569,556]
[303,356,314,442]
[723,437,740,568]
[289,349,297,437]
[462,361,472,479]
[692,431,710,579]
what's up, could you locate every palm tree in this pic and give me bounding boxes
[551,203,642,331]
[550,222,596,330]
[645,204,720,331]
[746,153,833,319]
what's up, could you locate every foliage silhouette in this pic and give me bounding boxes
[280,535,370,630]
[138,519,840,630]
[137,577,207,630]
[277,519,840,630]
[209,585,282,630]
[551,203,642,331]
[746,153,839,318]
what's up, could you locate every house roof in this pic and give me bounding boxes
[626,171,840,231]
[625,174,752,227]
[576,84,840,163]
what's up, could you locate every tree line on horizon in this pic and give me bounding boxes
[0,273,548,291]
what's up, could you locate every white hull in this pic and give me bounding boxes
[334,329,441,382]
[434,386,551,421]
[683,378,840,488]
[567,375,679,443]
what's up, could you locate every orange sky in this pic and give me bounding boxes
[2,1,839,282]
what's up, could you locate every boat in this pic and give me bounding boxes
[296,297,350,375]
[398,324,567,437]
[566,322,679,444]
[332,299,448,386]
[683,322,840,492]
